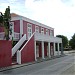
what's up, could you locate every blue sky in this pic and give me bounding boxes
[0,0,75,40]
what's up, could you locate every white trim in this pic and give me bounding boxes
[22,17,54,30]
[20,19,23,38]
[11,16,20,21]
[35,33,62,43]
[58,43,60,55]
[34,41,37,61]
[41,27,44,34]
[12,34,26,56]
[17,51,21,64]
[48,42,51,58]
[50,30,53,36]
[9,22,14,40]
[35,25,39,33]
[27,23,32,39]
[11,16,54,30]
[46,29,49,35]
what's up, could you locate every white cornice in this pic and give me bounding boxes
[11,16,54,30]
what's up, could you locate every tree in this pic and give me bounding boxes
[56,35,68,48]
[4,6,11,40]
[69,33,75,49]
[0,12,4,26]
[0,6,11,40]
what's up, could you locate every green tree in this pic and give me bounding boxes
[0,12,4,26]
[0,6,11,40]
[69,33,75,49]
[56,35,68,48]
[4,6,11,40]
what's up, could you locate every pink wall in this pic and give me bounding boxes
[22,20,54,39]
[23,21,27,39]
[32,24,35,33]
[0,40,12,68]
[21,35,35,64]
[12,20,20,33]
[23,21,35,39]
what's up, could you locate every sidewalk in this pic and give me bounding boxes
[64,50,75,54]
[0,54,65,72]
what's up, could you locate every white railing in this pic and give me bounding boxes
[35,33,62,43]
[12,34,26,56]
[0,32,5,40]
[17,32,35,64]
[0,32,20,40]
[14,32,20,40]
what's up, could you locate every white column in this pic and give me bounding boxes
[58,43,60,55]
[53,42,56,56]
[48,42,51,58]
[42,41,45,59]
[34,41,37,61]
[20,19,23,39]
[17,51,21,64]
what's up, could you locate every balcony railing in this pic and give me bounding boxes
[35,33,62,43]
[14,32,20,41]
[0,32,20,41]
[0,32,5,40]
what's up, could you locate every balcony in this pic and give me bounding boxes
[35,33,62,43]
[0,32,20,41]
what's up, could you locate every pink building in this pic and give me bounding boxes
[0,13,63,64]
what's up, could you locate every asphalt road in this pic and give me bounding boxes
[0,53,75,75]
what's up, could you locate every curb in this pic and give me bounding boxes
[0,54,66,72]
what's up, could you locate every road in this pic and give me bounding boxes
[0,53,75,75]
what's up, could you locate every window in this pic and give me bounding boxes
[46,29,49,35]
[27,23,32,39]
[41,27,44,34]
[35,26,39,33]
[50,30,53,36]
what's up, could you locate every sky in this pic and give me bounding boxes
[0,0,75,40]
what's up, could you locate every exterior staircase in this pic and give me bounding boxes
[12,34,26,64]
[12,34,26,56]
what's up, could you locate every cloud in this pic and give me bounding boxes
[24,0,75,39]
[0,0,75,39]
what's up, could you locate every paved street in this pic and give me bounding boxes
[0,53,75,75]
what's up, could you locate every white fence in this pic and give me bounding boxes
[35,33,62,43]
[12,34,26,56]
[14,32,20,40]
[0,32,5,40]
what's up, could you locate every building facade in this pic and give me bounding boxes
[0,13,63,64]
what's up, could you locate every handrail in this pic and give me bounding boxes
[20,32,35,52]
[12,34,26,56]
